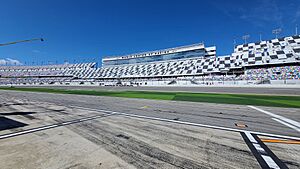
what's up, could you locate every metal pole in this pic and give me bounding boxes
[0,38,44,47]
[272,28,282,39]
[259,33,262,41]
[233,38,237,50]
[242,35,250,44]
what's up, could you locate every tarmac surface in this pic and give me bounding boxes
[33,85,300,95]
[0,90,300,169]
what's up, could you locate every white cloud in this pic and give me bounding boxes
[0,58,23,66]
[209,0,289,28]
[238,0,283,28]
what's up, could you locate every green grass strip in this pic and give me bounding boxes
[0,87,299,108]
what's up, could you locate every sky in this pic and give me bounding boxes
[0,0,300,66]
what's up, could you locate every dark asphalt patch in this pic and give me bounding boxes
[116,134,130,139]
[0,117,27,130]
[0,112,36,116]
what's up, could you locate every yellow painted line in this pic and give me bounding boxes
[261,138,300,144]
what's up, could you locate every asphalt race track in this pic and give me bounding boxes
[0,90,299,169]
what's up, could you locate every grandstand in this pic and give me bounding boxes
[0,63,96,85]
[0,35,300,86]
[96,35,300,86]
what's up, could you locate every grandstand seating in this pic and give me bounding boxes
[87,35,300,79]
[238,66,300,80]
[0,63,95,78]
[0,35,299,86]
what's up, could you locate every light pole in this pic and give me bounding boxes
[259,32,262,41]
[0,38,44,47]
[233,38,237,50]
[272,28,282,39]
[0,38,44,66]
[242,35,250,44]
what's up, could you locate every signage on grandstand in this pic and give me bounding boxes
[103,43,205,61]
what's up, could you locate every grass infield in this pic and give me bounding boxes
[0,87,299,108]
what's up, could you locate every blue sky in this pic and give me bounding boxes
[0,0,300,66]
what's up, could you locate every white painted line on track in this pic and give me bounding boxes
[244,132,281,168]
[245,131,257,143]
[0,113,114,140]
[261,155,280,169]
[253,144,265,153]
[69,105,300,141]
[272,118,300,132]
[61,121,74,125]
[242,132,286,169]
[248,105,300,133]
[0,124,58,139]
